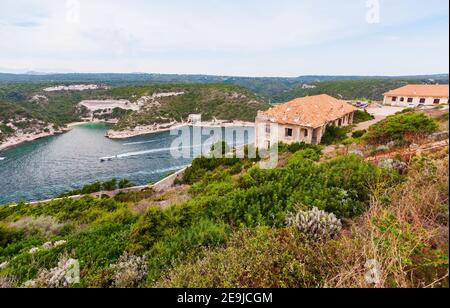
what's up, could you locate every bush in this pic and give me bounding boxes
[180,156,241,185]
[286,207,342,240]
[288,149,322,164]
[363,111,439,145]
[31,255,80,288]
[210,141,231,157]
[8,216,66,237]
[321,125,352,145]
[0,224,23,248]
[110,252,148,288]
[58,178,135,198]
[354,110,375,123]
[278,142,322,154]
[438,112,449,122]
[352,129,367,139]
[156,227,341,288]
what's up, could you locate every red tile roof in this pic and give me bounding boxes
[260,94,357,128]
[384,84,449,98]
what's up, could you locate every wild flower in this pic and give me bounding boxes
[0,262,9,270]
[111,252,148,288]
[42,242,54,250]
[286,207,342,241]
[22,280,36,289]
[34,257,79,288]
[0,276,16,288]
[54,240,67,247]
[29,247,40,254]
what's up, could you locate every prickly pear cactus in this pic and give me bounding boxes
[286,207,342,241]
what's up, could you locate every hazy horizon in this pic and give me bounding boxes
[0,70,449,79]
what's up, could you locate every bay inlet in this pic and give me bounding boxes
[0,123,254,205]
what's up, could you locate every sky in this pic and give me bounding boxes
[0,0,448,77]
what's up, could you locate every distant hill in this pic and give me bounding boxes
[1,72,447,103]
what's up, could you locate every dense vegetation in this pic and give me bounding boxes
[58,179,135,198]
[1,73,448,103]
[354,110,375,124]
[321,125,353,145]
[0,83,269,140]
[0,143,404,287]
[1,105,449,288]
[113,84,269,130]
[363,111,439,145]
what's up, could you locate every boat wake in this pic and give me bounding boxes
[116,144,203,159]
[102,141,247,161]
[123,137,172,146]
[0,157,5,161]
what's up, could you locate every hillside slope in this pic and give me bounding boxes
[0,83,269,146]
[113,84,270,131]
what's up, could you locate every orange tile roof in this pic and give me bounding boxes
[261,94,357,128]
[384,84,449,98]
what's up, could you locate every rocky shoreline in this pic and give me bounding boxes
[0,127,71,152]
[0,120,256,151]
[106,121,255,139]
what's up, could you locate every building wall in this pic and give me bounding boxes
[255,112,354,148]
[383,95,449,107]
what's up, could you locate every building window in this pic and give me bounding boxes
[265,141,271,150]
[400,97,405,102]
[434,99,441,105]
[265,124,271,134]
[285,128,293,137]
[338,119,343,126]
[420,98,426,104]
[304,129,309,138]
[407,98,413,103]
[392,97,398,102]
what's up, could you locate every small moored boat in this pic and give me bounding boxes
[100,156,116,162]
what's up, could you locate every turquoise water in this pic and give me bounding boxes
[0,124,254,205]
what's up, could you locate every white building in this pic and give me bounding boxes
[255,94,357,148]
[383,84,449,107]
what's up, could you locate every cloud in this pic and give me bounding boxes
[0,0,448,76]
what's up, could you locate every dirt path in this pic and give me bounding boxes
[353,106,406,132]
[354,116,385,131]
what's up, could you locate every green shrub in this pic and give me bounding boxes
[146,219,229,283]
[210,141,231,157]
[58,178,135,198]
[118,179,135,189]
[0,224,24,248]
[352,129,367,139]
[354,110,375,123]
[180,156,241,185]
[438,112,449,122]
[155,227,334,288]
[363,111,439,145]
[321,125,352,145]
[288,149,321,164]
[278,142,322,154]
